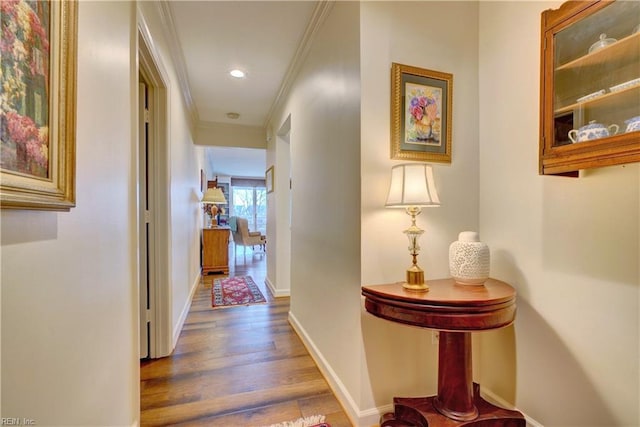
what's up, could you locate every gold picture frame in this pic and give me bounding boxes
[1,1,78,211]
[391,63,452,163]
[265,166,274,193]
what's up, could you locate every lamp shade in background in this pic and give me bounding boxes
[201,187,227,228]
[201,187,227,205]
[385,163,440,208]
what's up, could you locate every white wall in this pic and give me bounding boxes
[196,122,266,149]
[478,2,639,426]
[1,2,205,424]
[1,2,138,424]
[359,0,480,418]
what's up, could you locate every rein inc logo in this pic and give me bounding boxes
[1,419,35,426]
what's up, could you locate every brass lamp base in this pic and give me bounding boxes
[403,264,429,291]
[210,205,219,227]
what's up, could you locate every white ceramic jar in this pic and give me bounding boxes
[449,231,490,285]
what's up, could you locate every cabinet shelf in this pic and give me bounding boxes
[555,84,640,115]
[555,32,640,72]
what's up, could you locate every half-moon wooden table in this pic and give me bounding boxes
[362,278,525,427]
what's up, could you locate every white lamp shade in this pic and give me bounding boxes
[385,163,440,208]
[201,187,227,204]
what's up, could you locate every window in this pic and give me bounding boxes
[231,185,266,234]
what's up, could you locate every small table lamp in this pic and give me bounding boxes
[385,163,440,291]
[201,187,227,227]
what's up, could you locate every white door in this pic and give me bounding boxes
[139,80,153,358]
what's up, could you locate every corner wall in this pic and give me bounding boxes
[273,1,481,422]
[267,0,364,420]
[359,0,480,419]
[478,2,639,426]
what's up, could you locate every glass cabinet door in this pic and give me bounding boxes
[540,0,640,176]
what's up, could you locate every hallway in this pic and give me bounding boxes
[140,248,352,426]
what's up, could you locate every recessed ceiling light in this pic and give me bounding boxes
[226,112,240,119]
[229,69,245,78]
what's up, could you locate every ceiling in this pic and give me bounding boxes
[204,146,267,179]
[165,1,319,178]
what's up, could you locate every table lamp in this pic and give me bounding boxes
[201,187,227,227]
[385,163,440,291]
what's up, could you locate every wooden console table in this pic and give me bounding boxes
[201,227,230,275]
[362,278,525,426]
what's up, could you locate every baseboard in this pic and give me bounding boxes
[358,403,393,426]
[288,312,383,426]
[287,312,542,427]
[481,388,544,427]
[265,276,290,297]
[287,313,360,423]
[172,273,200,349]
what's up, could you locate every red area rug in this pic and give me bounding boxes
[212,275,267,308]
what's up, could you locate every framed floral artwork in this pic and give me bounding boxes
[391,63,453,163]
[0,1,77,210]
[265,166,274,193]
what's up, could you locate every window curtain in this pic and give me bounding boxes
[231,177,265,188]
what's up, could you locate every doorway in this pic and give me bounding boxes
[266,116,292,297]
[138,25,172,359]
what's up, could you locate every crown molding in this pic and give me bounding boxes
[156,1,199,129]
[263,1,335,127]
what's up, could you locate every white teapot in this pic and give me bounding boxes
[568,121,619,143]
[624,116,640,133]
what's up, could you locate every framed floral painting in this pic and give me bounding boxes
[0,0,77,210]
[391,63,452,163]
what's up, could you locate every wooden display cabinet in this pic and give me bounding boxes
[217,182,229,226]
[201,227,230,275]
[539,0,640,176]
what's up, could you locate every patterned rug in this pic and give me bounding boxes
[262,415,329,427]
[212,275,267,308]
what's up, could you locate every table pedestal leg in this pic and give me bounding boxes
[434,332,478,421]
[380,331,526,426]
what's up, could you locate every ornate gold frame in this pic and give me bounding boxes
[391,63,453,163]
[1,1,77,211]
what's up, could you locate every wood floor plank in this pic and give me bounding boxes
[140,246,353,426]
[176,400,303,427]
[142,356,323,404]
[141,378,330,425]
[140,345,310,382]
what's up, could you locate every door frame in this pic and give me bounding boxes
[138,15,172,358]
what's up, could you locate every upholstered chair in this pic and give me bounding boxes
[230,216,266,254]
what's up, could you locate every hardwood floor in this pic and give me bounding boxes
[140,246,352,426]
